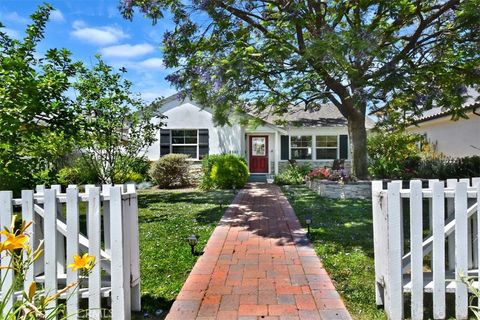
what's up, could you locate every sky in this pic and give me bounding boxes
[0,0,177,102]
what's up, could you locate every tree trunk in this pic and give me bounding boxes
[347,114,369,179]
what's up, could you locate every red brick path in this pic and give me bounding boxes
[166,183,351,320]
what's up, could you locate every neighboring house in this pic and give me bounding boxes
[406,102,480,158]
[146,94,375,175]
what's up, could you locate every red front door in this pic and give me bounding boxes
[249,136,268,173]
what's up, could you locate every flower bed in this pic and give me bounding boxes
[306,179,372,199]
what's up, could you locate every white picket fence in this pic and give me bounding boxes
[0,184,141,319]
[373,178,480,320]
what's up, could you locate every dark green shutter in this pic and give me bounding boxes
[160,129,171,156]
[339,134,348,159]
[198,129,209,159]
[281,135,289,160]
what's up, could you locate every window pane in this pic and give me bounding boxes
[252,137,266,156]
[185,137,197,144]
[184,130,197,136]
[316,135,337,148]
[291,136,312,148]
[172,146,197,158]
[316,148,337,160]
[291,148,311,160]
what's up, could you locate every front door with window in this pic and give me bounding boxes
[249,136,268,173]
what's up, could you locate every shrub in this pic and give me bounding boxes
[368,131,423,179]
[274,162,311,185]
[200,154,248,189]
[56,157,99,185]
[149,154,190,188]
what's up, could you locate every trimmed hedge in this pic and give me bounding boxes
[200,154,248,189]
[149,154,191,188]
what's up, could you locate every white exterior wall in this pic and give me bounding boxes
[407,112,480,158]
[146,99,242,161]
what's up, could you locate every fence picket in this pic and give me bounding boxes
[102,184,112,256]
[372,181,385,306]
[110,186,130,319]
[127,184,142,311]
[387,182,403,320]
[66,187,80,319]
[88,187,102,320]
[44,189,58,315]
[432,181,446,319]
[446,179,457,271]
[477,183,480,310]
[21,190,35,291]
[410,180,423,320]
[0,191,15,311]
[455,182,468,319]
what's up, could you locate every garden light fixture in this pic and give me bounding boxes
[186,235,199,256]
[305,216,312,236]
[233,185,237,195]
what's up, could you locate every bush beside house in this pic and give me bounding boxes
[200,154,249,189]
[149,154,191,188]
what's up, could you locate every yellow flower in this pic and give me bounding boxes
[68,253,95,271]
[0,230,29,251]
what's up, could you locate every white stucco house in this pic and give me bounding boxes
[146,94,375,175]
[407,102,480,158]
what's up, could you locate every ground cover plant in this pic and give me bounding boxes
[281,185,386,320]
[136,188,235,315]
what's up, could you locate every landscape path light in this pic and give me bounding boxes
[186,235,199,256]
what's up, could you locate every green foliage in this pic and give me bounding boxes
[368,131,423,179]
[274,162,311,185]
[416,156,480,180]
[283,186,386,320]
[0,5,79,192]
[121,0,480,179]
[149,154,191,188]
[74,56,164,184]
[137,188,234,312]
[200,154,248,189]
[56,157,100,185]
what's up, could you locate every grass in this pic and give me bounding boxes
[281,185,386,320]
[136,187,235,314]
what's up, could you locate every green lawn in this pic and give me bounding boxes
[136,187,235,314]
[281,185,386,320]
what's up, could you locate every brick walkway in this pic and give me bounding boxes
[166,183,351,320]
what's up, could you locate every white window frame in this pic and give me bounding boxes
[289,135,313,160]
[170,129,200,160]
[315,135,339,160]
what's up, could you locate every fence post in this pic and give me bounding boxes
[110,186,131,319]
[0,191,15,311]
[386,182,403,320]
[432,181,446,319]
[455,182,468,319]
[102,185,112,256]
[88,187,102,320]
[66,187,80,319]
[371,180,385,307]
[44,189,58,315]
[410,180,424,320]
[127,184,141,311]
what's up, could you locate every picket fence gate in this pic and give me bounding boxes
[373,178,480,320]
[0,184,141,319]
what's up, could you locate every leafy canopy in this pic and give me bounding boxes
[74,56,164,184]
[0,4,80,190]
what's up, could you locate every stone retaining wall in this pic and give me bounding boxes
[306,179,371,199]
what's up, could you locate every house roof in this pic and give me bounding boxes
[413,101,479,124]
[258,103,376,129]
[154,93,376,129]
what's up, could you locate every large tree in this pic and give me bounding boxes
[121,0,479,178]
[0,4,79,190]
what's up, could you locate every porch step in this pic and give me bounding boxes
[248,174,267,182]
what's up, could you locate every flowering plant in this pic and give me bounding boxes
[306,167,331,180]
[0,215,95,319]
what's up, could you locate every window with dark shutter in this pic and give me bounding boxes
[339,134,348,159]
[198,129,209,159]
[160,129,171,157]
[281,135,289,160]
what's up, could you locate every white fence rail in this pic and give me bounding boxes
[373,178,480,320]
[0,184,141,319]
